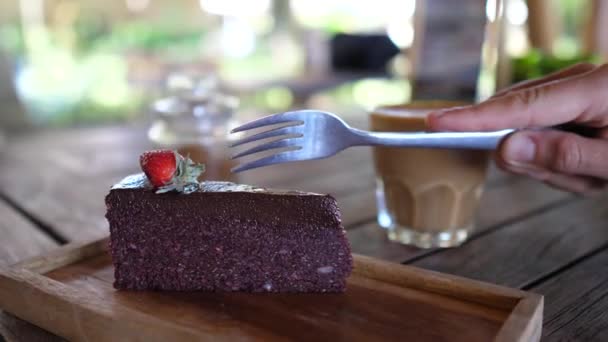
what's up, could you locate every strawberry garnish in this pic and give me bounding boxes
[139,150,205,194]
[140,150,178,187]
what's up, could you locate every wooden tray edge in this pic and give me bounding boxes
[0,262,235,341]
[1,237,544,341]
[495,295,544,342]
[16,237,538,308]
[13,237,109,274]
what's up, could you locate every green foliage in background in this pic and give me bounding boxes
[511,49,601,83]
[0,16,207,126]
[91,22,205,55]
[0,22,25,55]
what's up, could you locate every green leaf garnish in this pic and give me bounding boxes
[156,151,205,194]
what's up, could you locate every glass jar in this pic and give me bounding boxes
[148,73,240,181]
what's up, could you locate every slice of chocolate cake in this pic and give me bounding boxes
[105,170,353,293]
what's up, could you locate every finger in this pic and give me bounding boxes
[541,173,607,196]
[428,64,608,131]
[493,62,597,98]
[497,160,608,195]
[495,156,607,195]
[498,130,608,179]
[598,127,608,140]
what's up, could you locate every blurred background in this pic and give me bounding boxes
[0,0,605,132]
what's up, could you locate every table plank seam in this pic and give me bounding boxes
[402,195,577,265]
[522,240,608,291]
[0,193,67,245]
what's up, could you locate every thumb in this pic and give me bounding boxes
[499,130,608,179]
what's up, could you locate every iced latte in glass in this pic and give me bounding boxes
[371,101,490,248]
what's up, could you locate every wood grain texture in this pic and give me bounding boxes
[14,239,108,274]
[496,296,544,342]
[412,193,608,289]
[0,129,376,241]
[352,254,525,310]
[277,157,374,196]
[0,125,510,252]
[0,152,111,241]
[3,125,607,340]
[534,249,608,341]
[0,314,65,342]
[0,151,378,242]
[240,148,372,189]
[0,125,509,244]
[0,199,63,342]
[0,200,56,266]
[0,238,543,342]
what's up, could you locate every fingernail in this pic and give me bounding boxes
[426,112,443,131]
[504,134,536,165]
[428,106,469,120]
[526,169,548,180]
[585,186,607,198]
[427,110,446,120]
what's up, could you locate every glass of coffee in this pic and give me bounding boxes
[370,101,490,248]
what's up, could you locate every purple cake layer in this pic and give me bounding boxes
[105,174,353,293]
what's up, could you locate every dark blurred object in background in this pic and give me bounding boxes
[408,0,493,102]
[330,33,400,74]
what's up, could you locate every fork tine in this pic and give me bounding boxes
[230,126,302,147]
[231,139,301,159]
[230,111,306,133]
[231,150,302,173]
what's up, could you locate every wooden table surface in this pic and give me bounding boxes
[0,120,607,341]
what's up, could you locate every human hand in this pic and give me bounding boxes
[427,63,608,195]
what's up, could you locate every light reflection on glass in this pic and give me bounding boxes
[199,0,271,18]
[387,20,414,49]
[126,0,150,13]
[291,0,415,33]
[506,0,528,26]
[221,18,256,58]
[477,0,504,101]
[485,0,497,22]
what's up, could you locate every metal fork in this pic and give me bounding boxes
[230,110,514,173]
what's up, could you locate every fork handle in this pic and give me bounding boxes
[350,123,604,150]
[351,129,515,150]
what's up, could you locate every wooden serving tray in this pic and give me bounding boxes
[0,238,542,341]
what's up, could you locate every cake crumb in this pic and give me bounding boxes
[317,266,334,274]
